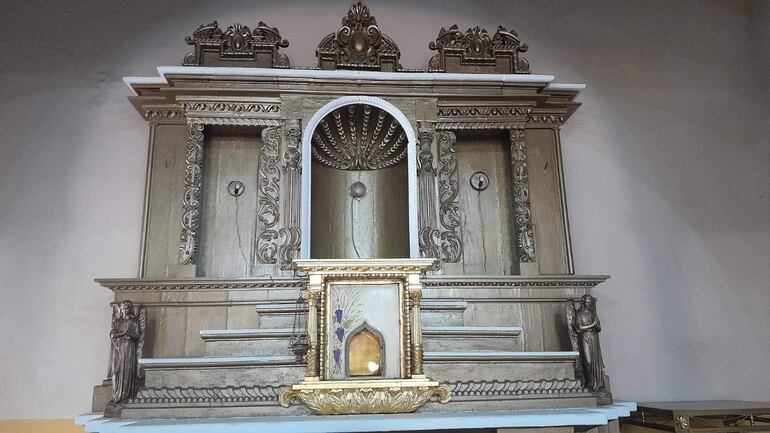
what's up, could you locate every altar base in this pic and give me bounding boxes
[77,402,636,433]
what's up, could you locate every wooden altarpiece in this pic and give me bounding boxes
[82,3,630,431]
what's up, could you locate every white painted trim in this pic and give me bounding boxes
[139,355,296,368]
[424,351,579,361]
[156,66,556,84]
[422,326,523,336]
[78,407,623,433]
[300,95,420,259]
[545,83,587,92]
[123,67,586,96]
[123,77,167,95]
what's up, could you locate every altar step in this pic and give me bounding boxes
[201,326,523,356]
[128,351,588,419]
[256,299,466,328]
[139,351,579,389]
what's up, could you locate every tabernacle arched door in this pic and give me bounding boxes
[346,322,385,377]
[300,96,419,260]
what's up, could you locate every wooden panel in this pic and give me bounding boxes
[451,132,515,275]
[155,303,187,357]
[520,303,545,351]
[526,129,571,274]
[184,292,228,356]
[199,127,261,277]
[540,301,571,351]
[311,163,409,259]
[143,124,187,278]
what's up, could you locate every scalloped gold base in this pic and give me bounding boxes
[279,379,451,415]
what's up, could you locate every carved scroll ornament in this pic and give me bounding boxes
[316,2,402,71]
[510,129,536,263]
[179,123,204,265]
[417,122,441,262]
[279,120,302,270]
[256,127,282,264]
[183,21,290,68]
[437,131,463,263]
[428,24,530,74]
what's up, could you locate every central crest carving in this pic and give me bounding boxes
[311,104,407,170]
[338,2,382,63]
[316,2,402,71]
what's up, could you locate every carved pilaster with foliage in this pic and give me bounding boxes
[179,122,205,266]
[255,126,282,264]
[417,122,441,264]
[437,131,463,263]
[510,129,536,264]
[279,120,302,270]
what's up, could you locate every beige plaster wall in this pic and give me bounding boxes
[1,0,768,419]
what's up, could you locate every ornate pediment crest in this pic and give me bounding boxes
[316,2,402,71]
[183,21,290,68]
[428,24,530,74]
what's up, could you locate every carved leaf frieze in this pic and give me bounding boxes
[132,385,281,404]
[181,102,281,114]
[448,379,589,396]
[144,108,185,120]
[528,114,565,124]
[438,106,531,118]
[280,385,451,414]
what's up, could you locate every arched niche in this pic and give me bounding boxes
[300,96,419,259]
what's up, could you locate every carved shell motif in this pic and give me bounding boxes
[311,104,407,170]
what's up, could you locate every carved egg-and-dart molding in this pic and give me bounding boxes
[311,104,407,170]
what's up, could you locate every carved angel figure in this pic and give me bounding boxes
[566,295,611,402]
[109,300,146,404]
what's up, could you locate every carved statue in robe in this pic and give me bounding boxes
[566,294,612,404]
[105,300,145,416]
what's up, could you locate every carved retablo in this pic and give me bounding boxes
[89,1,621,425]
